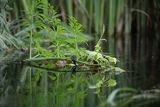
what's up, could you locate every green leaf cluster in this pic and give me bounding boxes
[18,0,90,58]
[20,0,124,77]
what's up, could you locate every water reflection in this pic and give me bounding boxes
[0,60,160,107]
[0,63,116,107]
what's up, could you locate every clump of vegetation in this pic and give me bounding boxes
[18,0,123,74]
[0,0,123,74]
[12,0,124,92]
[1,0,124,92]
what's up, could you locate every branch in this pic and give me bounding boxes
[23,57,100,67]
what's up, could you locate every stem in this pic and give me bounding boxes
[29,0,34,59]
[24,57,100,67]
[74,33,79,54]
[22,0,29,14]
[57,43,60,57]
[29,30,32,59]
[24,57,71,62]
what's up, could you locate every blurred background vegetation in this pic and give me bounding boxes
[0,0,160,107]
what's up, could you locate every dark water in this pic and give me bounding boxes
[0,57,160,107]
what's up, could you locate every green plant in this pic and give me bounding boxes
[17,0,89,59]
[0,0,22,49]
[18,0,124,75]
[14,1,125,95]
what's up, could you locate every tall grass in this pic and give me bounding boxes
[0,0,22,49]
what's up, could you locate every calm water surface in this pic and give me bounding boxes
[0,57,160,107]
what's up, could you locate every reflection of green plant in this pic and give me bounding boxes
[22,70,121,107]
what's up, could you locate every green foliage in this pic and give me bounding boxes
[78,26,119,69]
[0,1,23,49]
[107,79,117,87]
[69,16,82,33]
[18,0,91,59]
[95,25,105,53]
[18,0,124,90]
[9,0,123,93]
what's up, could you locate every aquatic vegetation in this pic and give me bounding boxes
[0,0,123,75]
[0,0,124,107]
[17,0,122,74]
[0,2,124,104]
[0,2,124,105]
[1,0,160,107]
